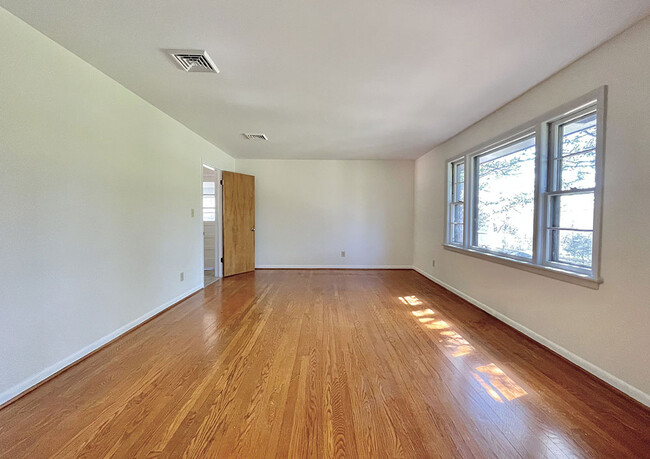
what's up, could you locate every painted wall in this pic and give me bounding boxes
[236,160,414,268]
[0,8,235,403]
[413,16,650,403]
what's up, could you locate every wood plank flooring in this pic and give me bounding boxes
[0,269,648,458]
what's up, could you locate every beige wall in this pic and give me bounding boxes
[413,16,650,404]
[0,8,235,403]
[236,160,415,268]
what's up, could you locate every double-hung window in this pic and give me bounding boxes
[544,109,598,272]
[445,88,606,288]
[448,160,465,245]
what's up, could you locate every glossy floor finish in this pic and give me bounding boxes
[0,270,648,458]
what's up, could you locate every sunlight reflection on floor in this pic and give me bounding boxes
[411,308,435,317]
[401,296,527,403]
[399,296,423,306]
[476,363,527,401]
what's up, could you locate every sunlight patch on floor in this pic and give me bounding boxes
[411,308,435,317]
[401,295,527,403]
[476,363,527,401]
[399,296,423,306]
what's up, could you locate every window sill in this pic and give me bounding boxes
[442,244,603,290]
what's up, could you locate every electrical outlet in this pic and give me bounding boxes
[191,208,195,218]
[180,272,184,282]
[341,251,346,258]
[432,259,436,267]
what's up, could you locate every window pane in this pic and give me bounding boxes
[203,210,216,222]
[558,150,595,190]
[475,136,536,258]
[452,203,464,223]
[549,229,593,267]
[203,195,216,208]
[456,163,464,182]
[452,224,463,244]
[550,193,594,230]
[203,182,215,195]
[560,113,597,156]
[454,181,464,202]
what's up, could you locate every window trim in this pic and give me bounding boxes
[443,87,606,289]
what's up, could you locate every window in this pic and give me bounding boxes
[203,180,216,222]
[545,110,597,271]
[448,159,465,245]
[473,134,536,259]
[445,88,605,288]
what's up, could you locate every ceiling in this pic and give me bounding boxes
[2,1,649,160]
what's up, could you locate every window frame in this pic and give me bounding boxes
[443,87,606,289]
[446,158,466,246]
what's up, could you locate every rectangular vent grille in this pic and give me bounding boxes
[243,133,269,141]
[168,50,219,73]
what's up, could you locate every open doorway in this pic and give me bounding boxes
[202,164,223,286]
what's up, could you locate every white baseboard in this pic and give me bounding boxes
[0,284,203,407]
[412,266,650,408]
[256,265,413,269]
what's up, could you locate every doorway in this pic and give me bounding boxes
[202,165,223,286]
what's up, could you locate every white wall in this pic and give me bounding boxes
[235,160,414,268]
[0,8,235,403]
[413,16,650,404]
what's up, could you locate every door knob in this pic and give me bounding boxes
[251,228,256,231]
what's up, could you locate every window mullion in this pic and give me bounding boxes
[532,123,546,266]
[445,162,453,245]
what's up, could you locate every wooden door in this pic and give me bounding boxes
[222,171,255,276]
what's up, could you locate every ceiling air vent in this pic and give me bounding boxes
[168,50,219,73]
[242,133,269,141]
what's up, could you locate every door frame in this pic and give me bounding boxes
[202,163,224,286]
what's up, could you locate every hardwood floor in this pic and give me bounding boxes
[0,270,648,458]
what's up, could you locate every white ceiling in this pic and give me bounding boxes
[2,1,649,159]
